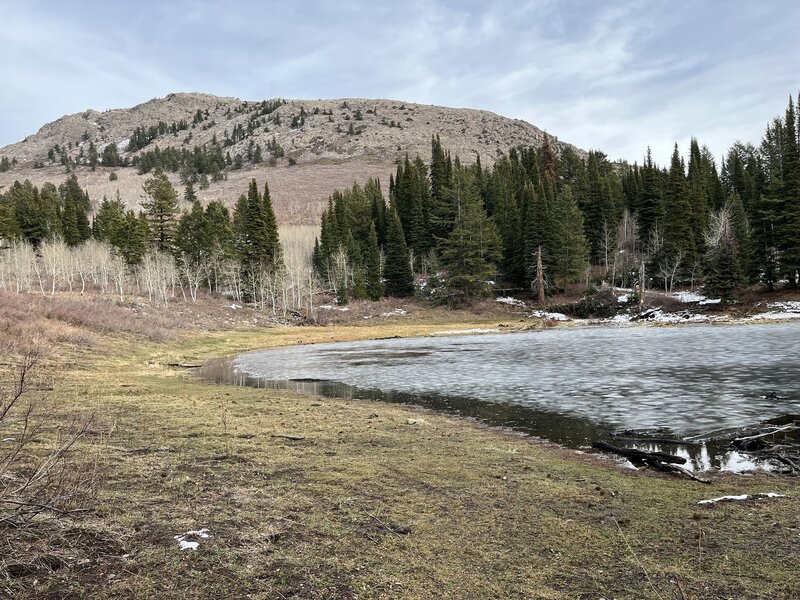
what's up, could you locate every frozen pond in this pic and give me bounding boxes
[197,322,800,471]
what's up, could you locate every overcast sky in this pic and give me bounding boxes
[1,0,798,165]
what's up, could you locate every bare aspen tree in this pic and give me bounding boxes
[110,255,128,302]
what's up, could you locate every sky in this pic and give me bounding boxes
[1,0,798,165]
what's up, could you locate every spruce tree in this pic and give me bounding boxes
[778,97,800,285]
[365,223,383,300]
[141,168,179,251]
[184,181,197,203]
[175,200,209,263]
[352,267,367,300]
[440,169,502,303]
[662,144,696,263]
[550,185,588,286]
[383,210,414,297]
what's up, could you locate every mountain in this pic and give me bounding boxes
[0,93,583,224]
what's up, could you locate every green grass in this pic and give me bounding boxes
[8,322,800,599]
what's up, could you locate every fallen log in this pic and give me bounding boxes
[592,441,687,465]
[611,436,701,447]
[166,362,203,368]
[271,434,305,441]
[592,440,711,482]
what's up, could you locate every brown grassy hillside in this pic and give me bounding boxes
[0,93,582,224]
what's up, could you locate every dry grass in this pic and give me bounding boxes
[0,312,797,598]
[0,292,178,348]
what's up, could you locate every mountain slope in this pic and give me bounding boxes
[0,93,582,224]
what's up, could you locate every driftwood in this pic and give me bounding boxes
[592,441,687,465]
[592,440,710,483]
[611,436,701,447]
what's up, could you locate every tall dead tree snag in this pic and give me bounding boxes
[537,245,545,306]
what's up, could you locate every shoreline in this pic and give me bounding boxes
[4,301,800,598]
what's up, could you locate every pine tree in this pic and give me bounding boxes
[440,169,502,303]
[184,181,197,203]
[662,144,696,263]
[550,185,588,286]
[383,210,414,297]
[61,195,80,246]
[365,222,383,300]
[777,96,800,285]
[175,200,209,262]
[115,211,149,265]
[638,148,663,246]
[352,267,367,300]
[141,168,179,251]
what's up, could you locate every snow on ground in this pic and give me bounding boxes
[617,294,629,303]
[672,291,722,305]
[529,311,569,321]
[674,291,706,302]
[495,296,526,307]
[318,304,350,312]
[174,528,211,551]
[381,308,407,317]
[697,493,784,505]
[430,328,500,336]
[748,301,800,321]
[607,309,712,324]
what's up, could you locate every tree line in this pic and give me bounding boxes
[0,170,316,315]
[315,94,800,304]
[1,93,798,310]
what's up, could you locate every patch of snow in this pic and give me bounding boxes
[227,303,242,310]
[319,304,350,312]
[174,528,211,551]
[674,291,707,303]
[608,314,632,323]
[496,296,525,307]
[381,308,407,317]
[178,540,199,551]
[430,328,500,336]
[699,298,721,305]
[698,493,785,505]
[740,301,800,321]
[617,294,629,303]
[486,280,496,286]
[529,311,569,321]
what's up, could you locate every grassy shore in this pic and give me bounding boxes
[3,304,800,599]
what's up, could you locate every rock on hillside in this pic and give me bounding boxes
[0,93,583,224]
[1,92,580,166]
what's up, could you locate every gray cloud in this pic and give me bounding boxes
[0,0,797,165]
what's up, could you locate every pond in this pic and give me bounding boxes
[196,322,800,472]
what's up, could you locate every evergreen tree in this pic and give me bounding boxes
[383,210,414,297]
[550,185,588,286]
[234,179,283,294]
[662,144,696,263]
[175,200,209,263]
[365,222,383,300]
[141,168,179,251]
[116,211,150,265]
[638,148,663,246]
[352,267,367,300]
[93,195,126,243]
[184,181,197,203]
[777,97,800,285]
[440,169,502,302]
